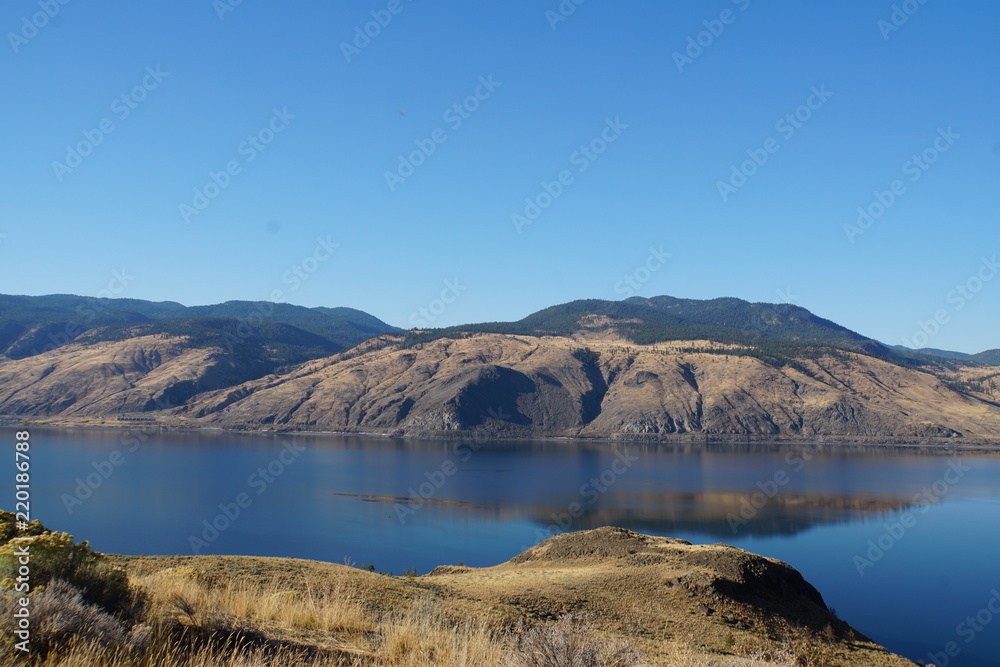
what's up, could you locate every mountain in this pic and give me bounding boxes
[156,301,394,346]
[403,297,904,363]
[888,345,973,361]
[973,349,1000,365]
[0,294,399,415]
[0,294,399,360]
[2,294,998,442]
[0,333,257,415]
[169,332,1000,440]
[625,295,871,347]
[0,293,179,359]
[889,345,1000,366]
[0,293,185,322]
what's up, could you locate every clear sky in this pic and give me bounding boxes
[2,1,998,353]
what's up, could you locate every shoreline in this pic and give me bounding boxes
[8,416,1000,453]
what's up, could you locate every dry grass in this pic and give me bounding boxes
[134,567,372,638]
[655,644,797,667]
[373,597,506,666]
[0,564,809,667]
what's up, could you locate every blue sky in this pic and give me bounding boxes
[2,0,998,353]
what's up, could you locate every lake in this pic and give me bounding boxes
[24,428,1000,667]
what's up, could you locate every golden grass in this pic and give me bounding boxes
[134,567,373,638]
[0,566,807,667]
[10,642,330,667]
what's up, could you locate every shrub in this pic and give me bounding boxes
[1,579,126,653]
[0,531,143,620]
[0,512,146,621]
[507,613,641,667]
[0,578,154,659]
[0,510,47,544]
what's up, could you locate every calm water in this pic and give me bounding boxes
[24,428,1000,667]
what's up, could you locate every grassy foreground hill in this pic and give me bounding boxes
[0,512,916,666]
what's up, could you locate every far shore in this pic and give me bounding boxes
[6,416,1000,453]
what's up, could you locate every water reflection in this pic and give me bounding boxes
[310,436,998,540]
[532,489,918,538]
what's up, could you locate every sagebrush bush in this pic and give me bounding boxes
[10,579,126,649]
[0,531,145,620]
[506,614,642,667]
